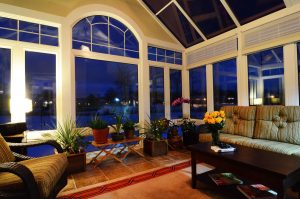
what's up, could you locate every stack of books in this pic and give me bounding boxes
[209,172,243,186]
[211,143,236,152]
[237,184,277,199]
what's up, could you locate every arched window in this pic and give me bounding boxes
[72,15,139,58]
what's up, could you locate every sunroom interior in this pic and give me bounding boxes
[1,0,300,198]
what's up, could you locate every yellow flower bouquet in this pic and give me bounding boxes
[203,111,226,145]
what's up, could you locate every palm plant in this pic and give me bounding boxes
[44,118,88,154]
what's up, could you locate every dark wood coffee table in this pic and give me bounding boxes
[188,143,300,199]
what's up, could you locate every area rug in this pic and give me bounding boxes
[58,160,193,199]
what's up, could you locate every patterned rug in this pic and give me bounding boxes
[58,160,191,199]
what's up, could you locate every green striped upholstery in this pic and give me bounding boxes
[0,134,15,163]
[254,106,300,145]
[199,133,251,145]
[221,106,256,138]
[0,153,68,198]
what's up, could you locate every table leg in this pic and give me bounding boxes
[191,152,197,189]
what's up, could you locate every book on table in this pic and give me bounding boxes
[209,172,243,186]
[237,184,277,199]
[211,143,236,153]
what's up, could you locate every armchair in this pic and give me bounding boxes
[0,134,68,199]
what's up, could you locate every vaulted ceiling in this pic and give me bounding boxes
[142,0,286,48]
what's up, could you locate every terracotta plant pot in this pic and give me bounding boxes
[125,129,135,139]
[92,128,109,144]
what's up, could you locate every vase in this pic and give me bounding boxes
[211,129,220,146]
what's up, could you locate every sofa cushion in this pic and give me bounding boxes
[221,106,256,138]
[238,138,300,155]
[254,106,300,145]
[0,134,15,163]
[0,153,67,198]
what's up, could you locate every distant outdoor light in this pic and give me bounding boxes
[81,45,90,51]
[270,95,275,98]
[254,98,263,105]
[114,97,120,102]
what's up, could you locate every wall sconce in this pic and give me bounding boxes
[253,98,263,105]
[81,45,90,51]
[10,98,33,113]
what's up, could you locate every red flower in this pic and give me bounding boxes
[171,98,190,106]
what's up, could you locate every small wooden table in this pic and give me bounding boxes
[188,143,300,199]
[89,137,144,168]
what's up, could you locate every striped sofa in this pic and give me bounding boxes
[200,106,300,157]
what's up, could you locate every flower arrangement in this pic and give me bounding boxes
[203,111,226,145]
[171,97,190,106]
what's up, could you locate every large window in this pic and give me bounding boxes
[72,16,139,58]
[0,48,11,123]
[213,59,237,111]
[25,51,56,130]
[189,66,207,119]
[150,66,164,120]
[0,16,59,46]
[148,46,182,65]
[248,47,284,105]
[170,69,182,119]
[75,57,138,126]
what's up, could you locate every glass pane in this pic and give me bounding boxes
[248,47,284,105]
[109,25,124,49]
[170,69,182,119]
[213,58,237,110]
[0,48,11,123]
[19,21,39,33]
[125,50,139,58]
[125,30,139,51]
[92,24,108,46]
[177,0,236,38]
[0,17,17,29]
[226,0,285,25]
[73,18,91,42]
[87,16,108,24]
[25,52,56,130]
[19,32,39,43]
[73,41,91,51]
[189,66,207,119]
[143,0,172,13]
[158,3,203,48]
[0,28,17,40]
[92,45,108,54]
[41,35,58,46]
[110,18,127,32]
[75,57,138,126]
[150,67,165,120]
[109,47,124,56]
[41,25,58,36]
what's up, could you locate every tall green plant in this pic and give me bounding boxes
[110,113,123,134]
[144,119,168,141]
[44,118,88,154]
[89,115,108,129]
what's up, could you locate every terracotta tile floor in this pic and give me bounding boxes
[62,148,191,192]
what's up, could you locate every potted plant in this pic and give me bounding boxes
[122,118,137,139]
[110,113,125,141]
[44,118,88,173]
[143,119,168,156]
[167,121,183,149]
[89,116,109,144]
[179,118,198,146]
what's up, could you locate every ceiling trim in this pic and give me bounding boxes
[155,0,174,16]
[137,0,183,48]
[173,1,207,40]
[220,0,240,27]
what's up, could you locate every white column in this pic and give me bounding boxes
[138,41,150,126]
[59,21,74,123]
[237,55,249,106]
[237,28,249,106]
[182,68,190,118]
[284,43,299,105]
[11,45,26,122]
[164,67,171,119]
[206,64,214,112]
